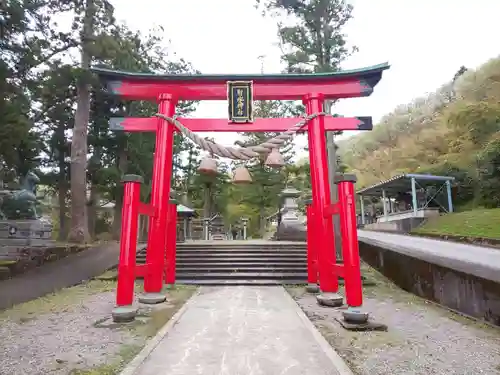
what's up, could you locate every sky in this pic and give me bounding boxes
[111,0,500,158]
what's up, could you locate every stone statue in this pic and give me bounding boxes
[0,171,40,220]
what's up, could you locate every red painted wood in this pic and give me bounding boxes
[332,263,345,278]
[116,180,141,306]
[111,116,370,133]
[338,180,363,307]
[143,95,177,294]
[305,94,338,293]
[111,79,368,101]
[138,203,155,217]
[324,203,340,217]
[135,264,147,277]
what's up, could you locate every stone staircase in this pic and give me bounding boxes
[136,241,307,286]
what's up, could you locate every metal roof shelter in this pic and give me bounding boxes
[356,173,455,225]
[176,203,196,217]
[357,174,455,196]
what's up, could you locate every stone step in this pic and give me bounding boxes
[175,279,306,286]
[137,250,307,257]
[176,262,306,269]
[137,256,306,263]
[177,242,305,246]
[178,266,306,273]
[175,251,306,256]
[137,256,307,265]
[174,254,306,260]
[172,272,307,279]
[177,248,307,255]
[176,245,306,250]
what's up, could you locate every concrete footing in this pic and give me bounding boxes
[139,292,166,304]
[111,306,137,323]
[306,283,320,293]
[343,307,369,324]
[336,306,387,331]
[316,293,344,307]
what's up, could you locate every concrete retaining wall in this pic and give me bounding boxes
[359,241,500,326]
[363,217,426,233]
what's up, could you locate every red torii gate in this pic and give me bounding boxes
[92,63,389,322]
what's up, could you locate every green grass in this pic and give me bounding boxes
[412,208,500,239]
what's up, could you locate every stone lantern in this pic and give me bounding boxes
[274,187,306,241]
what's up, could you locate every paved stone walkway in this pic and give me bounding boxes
[0,242,119,310]
[130,286,348,375]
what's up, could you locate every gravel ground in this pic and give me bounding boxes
[289,268,500,375]
[0,281,195,375]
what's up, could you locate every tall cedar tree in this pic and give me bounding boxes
[257,0,357,252]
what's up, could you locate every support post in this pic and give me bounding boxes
[304,94,338,293]
[336,174,363,308]
[143,94,177,302]
[411,177,418,215]
[183,217,188,241]
[360,195,365,225]
[382,189,388,218]
[165,198,178,285]
[242,218,248,240]
[187,217,192,240]
[203,218,210,240]
[446,180,453,213]
[113,174,143,322]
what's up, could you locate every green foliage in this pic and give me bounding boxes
[338,56,500,210]
[189,160,232,217]
[257,0,356,73]
[417,163,475,207]
[444,101,500,146]
[228,101,297,236]
[476,134,500,208]
[259,0,356,182]
[1,1,200,241]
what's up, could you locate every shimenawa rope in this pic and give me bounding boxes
[154,112,326,160]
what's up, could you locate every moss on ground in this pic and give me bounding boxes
[0,260,17,266]
[412,208,500,239]
[68,344,143,375]
[69,284,197,375]
[0,280,117,322]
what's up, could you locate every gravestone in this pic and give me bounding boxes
[273,187,307,241]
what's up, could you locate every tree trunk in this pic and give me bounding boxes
[203,182,212,219]
[112,148,128,240]
[57,180,68,241]
[325,101,343,260]
[258,203,266,238]
[88,142,102,239]
[87,183,99,239]
[68,0,95,243]
[56,126,68,241]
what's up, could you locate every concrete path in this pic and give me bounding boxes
[358,230,500,283]
[128,286,350,375]
[0,242,119,310]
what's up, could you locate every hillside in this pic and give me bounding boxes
[338,56,500,209]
